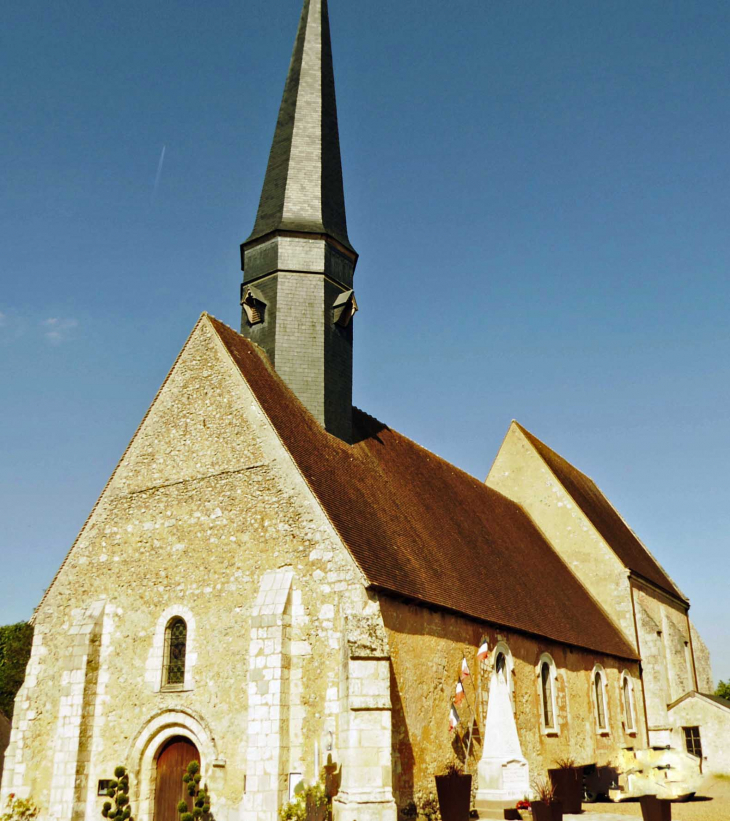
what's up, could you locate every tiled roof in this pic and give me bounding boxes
[210,317,638,660]
[515,423,686,603]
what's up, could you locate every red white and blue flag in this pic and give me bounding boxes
[477,640,489,662]
[449,704,460,732]
[455,680,465,706]
[460,658,471,679]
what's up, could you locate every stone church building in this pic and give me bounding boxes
[2,1,723,821]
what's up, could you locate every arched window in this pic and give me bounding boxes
[536,653,558,733]
[163,617,187,687]
[541,663,554,729]
[593,667,608,732]
[491,642,516,711]
[622,672,635,733]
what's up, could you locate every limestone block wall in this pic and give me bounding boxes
[668,695,730,775]
[690,622,713,694]
[486,425,637,646]
[632,583,695,735]
[380,598,644,811]
[334,614,397,821]
[1,318,371,821]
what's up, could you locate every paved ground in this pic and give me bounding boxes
[578,776,730,821]
[477,777,730,821]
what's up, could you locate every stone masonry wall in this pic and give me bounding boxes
[690,622,713,694]
[668,696,730,775]
[380,598,644,811]
[486,424,637,647]
[1,317,372,821]
[633,583,695,734]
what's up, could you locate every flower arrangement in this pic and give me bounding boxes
[1,795,39,821]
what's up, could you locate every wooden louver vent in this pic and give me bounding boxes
[241,286,265,325]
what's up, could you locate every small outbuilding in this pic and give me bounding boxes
[668,692,730,775]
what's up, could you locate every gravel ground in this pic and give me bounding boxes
[579,776,730,821]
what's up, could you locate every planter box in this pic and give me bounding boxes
[530,800,563,821]
[434,773,472,821]
[548,767,583,814]
[305,795,327,821]
[640,795,672,821]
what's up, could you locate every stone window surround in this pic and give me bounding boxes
[591,664,610,736]
[147,605,197,693]
[621,671,637,737]
[535,653,559,736]
[491,641,516,712]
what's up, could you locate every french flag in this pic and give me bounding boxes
[455,680,465,706]
[461,658,471,679]
[477,640,489,662]
[449,704,460,732]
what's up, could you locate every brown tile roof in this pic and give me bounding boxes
[515,423,686,603]
[210,316,638,660]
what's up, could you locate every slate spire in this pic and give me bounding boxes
[245,0,353,252]
[240,0,358,445]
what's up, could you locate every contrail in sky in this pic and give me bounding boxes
[152,145,166,200]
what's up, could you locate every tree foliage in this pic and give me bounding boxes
[0,622,34,719]
[715,680,730,701]
[101,766,134,821]
[179,761,210,821]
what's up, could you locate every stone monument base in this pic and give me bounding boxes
[476,757,530,802]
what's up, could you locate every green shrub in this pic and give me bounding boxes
[101,766,133,821]
[178,762,210,821]
[715,680,730,701]
[0,622,34,719]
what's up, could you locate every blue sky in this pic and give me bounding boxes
[1,0,729,680]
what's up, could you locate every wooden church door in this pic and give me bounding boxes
[154,737,200,821]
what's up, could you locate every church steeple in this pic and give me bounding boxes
[245,0,353,253]
[240,0,358,444]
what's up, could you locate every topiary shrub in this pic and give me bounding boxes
[179,761,210,821]
[101,766,134,821]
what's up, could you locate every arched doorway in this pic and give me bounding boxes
[154,736,200,821]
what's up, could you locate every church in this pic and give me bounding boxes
[2,1,724,821]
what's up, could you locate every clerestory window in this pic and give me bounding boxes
[163,617,187,688]
[541,662,555,730]
[622,673,635,732]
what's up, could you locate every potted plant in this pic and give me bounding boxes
[548,757,582,814]
[639,795,672,821]
[530,777,563,821]
[434,762,472,821]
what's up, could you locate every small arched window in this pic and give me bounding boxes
[541,662,554,729]
[163,617,187,687]
[622,673,635,732]
[594,670,607,732]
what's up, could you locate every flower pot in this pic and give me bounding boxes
[639,795,672,821]
[548,767,583,814]
[305,794,328,821]
[434,773,472,821]
[530,800,563,821]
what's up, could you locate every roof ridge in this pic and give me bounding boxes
[205,320,639,660]
[513,421,687,603]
